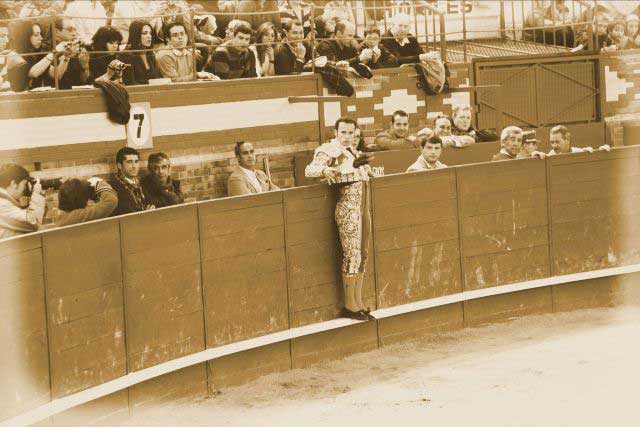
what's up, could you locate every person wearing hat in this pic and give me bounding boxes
[516,130,546,159]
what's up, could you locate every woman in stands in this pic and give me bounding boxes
[305,117,376,322]
[89,26,123,80]
[626,15,640,49]
[7,20,53,91]
[251,22,278,77]
[118,20,161,85]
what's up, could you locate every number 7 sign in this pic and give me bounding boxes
[126,102,153,149]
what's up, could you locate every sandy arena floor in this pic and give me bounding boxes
[125,306,640,427]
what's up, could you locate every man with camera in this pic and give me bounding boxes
[0,164,46,240]
[50,17,92,90]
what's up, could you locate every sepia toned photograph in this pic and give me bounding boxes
[1,1,640,426]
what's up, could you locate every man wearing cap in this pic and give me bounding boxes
[516,130,546,159]
[548,125,610,156]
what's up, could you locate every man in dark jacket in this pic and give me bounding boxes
[207,21,256,79]
[316,20,367,66]
[381,13,429,64]
[275,19,310,75]
[141,152,184,208]
[108,147,153,216]
[358,27,398,69]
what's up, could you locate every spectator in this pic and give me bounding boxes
[548,125,610,155]
[206,20,256,79]
[381,13,428,65]
[406,135,447,173]
[112,0,157,40]
[108,147,153,217]
[64,0,108,45]
[236,0,281,34]
[274,19,310,75]
[18,0,65,19]
[150,0,193,47]
[118,20,161,85]
[432,116,475,148]
[451,104,497,142]
[0,1,17,20]
[492,126,523,161]
[227,141,280,197]
[311,14,337,41]
[0,164,45,240]
[370,110,420,151]
[56,178,118,226]
[251,22,278,78]
[141,152,184,208]
[279,0,312,36]
[323,0,355,26]
[157,22,218,82]
[316,20,367,66]
[0,20,10,90]
[191,7,222,47]
[607,21,630,50]
[358,27,398,70]
[51,17,93,90]
[626,15,640,48]
[7,21,53,91]
[89,26,123,80]
[516,130,546,159]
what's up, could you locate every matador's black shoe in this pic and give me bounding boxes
[342,308,369,321]
[361,308,376,321]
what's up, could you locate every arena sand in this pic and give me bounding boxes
[124,306,640,427]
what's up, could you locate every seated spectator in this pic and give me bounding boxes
[118,20,161,85]
[228,141,280,196]
[316,20,367,66]
[358,27,398,70]
[323,0,355,26]
[7,21,54,91]
[108,147,154,216]
[311,15,337,41]
[607,21,630,50]
[150,0,192,47]
[548,125,610,155]
[626,15,640,48]
[406,135,447,172]
[433,116,475,148]
[279,0,312,36]
[251,22,278,78]
[381,13,429,64]
[57,177,118,227]
[0,164,45,239]
[51,17,93,89]
[206,21,256,80]
[191,7,222,47]
[492,126,523,161]
[112,0,157,40]
[0,20,10,90]
[18,0,65,19]
[89,26,123,80]
[516,130,546,159]
[64,0,108,45]
[370,110,419,151]
[140,152,184,208]
[275,19,310,75]
[157,22,218,82]
[236,0,281,34]
[451,104,498,142]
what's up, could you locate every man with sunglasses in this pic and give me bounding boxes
[227,141,279,197]
[51,17,92,89]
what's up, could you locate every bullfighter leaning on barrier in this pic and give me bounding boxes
[305,117,376,321]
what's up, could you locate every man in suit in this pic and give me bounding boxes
[227,141,280,197]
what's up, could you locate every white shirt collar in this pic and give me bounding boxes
[499,148,515,158]
[240,166,263,193]
[172,48,192,57]
[390,28,410,46]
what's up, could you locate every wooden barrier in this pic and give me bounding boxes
[2,147,640,426]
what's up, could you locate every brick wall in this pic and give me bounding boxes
[599,49,640,146]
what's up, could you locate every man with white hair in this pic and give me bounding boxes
[381,13,430,64]
[492,126,523,161]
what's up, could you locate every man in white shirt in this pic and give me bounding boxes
[64,0,107,44]
[0,164,45,240]
[227,141,280,197]
[548,125,610,155]
[407,135,447,172]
